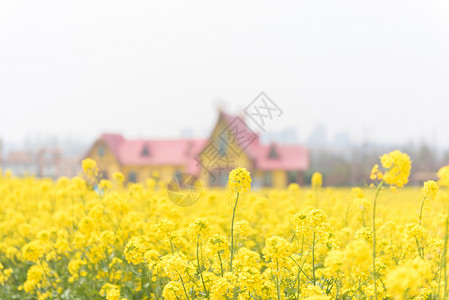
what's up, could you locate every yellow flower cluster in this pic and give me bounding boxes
[100,283,121,300]
[0,158,449,299]
[438,165,449,187]
[228,167,252,194]
[380,150,412,187]
[422,180,439,201]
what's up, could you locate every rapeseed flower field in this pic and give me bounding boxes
[1,151,449,299]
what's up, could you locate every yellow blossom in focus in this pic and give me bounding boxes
[228,167,251,194]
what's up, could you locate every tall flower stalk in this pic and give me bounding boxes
[370,150,411,300]
[419,180,438,226]
[230,192,239,272]
[186,218,210,298]
[227,167,251,272]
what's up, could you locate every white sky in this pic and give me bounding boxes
[1,0,449,148]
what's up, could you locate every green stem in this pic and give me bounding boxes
[312,231,316,285]
[414,236,424,259]
[149,272,160,300]
[336,279,340,299]
[289,256,313,282]
[419,195,427,226]
[38,259,59,296]
[169,237,175,254]
[372,179,384,300]
[178,273,190,300]
[141,267,146,295]
[290,233,296,243]
[296,269,300,300]
[349,277,371,298]
[197,239,209,298]
[218,251,224,276]
[230,192,240,272]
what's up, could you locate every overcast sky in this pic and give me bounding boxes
[1,0,449,148]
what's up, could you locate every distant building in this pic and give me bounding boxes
[2,151,38,176]
[0,148,81,178]
[86,110,309,188]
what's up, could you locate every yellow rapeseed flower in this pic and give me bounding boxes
[438,165,449,187]
[186,217,210,242]
[422,180,438,200]
[228,167,251,194]
[380,150,412,187]
[100,283,121,300]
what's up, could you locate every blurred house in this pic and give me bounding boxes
[0,148,81,178]
[86,110,309,188]
[1,151,38,176]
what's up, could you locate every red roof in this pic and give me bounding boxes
[99,134,207,170]
[250,143,309,170]
[97,113,309,174]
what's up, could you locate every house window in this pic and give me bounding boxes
[263,172,272,187]
[268,145,278,159]
[218,139,227,155]
[97,145,106,157]
[174,170,183,182]
[209,170,228,187]
[128,171,137,183]
[141,145,150,156]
